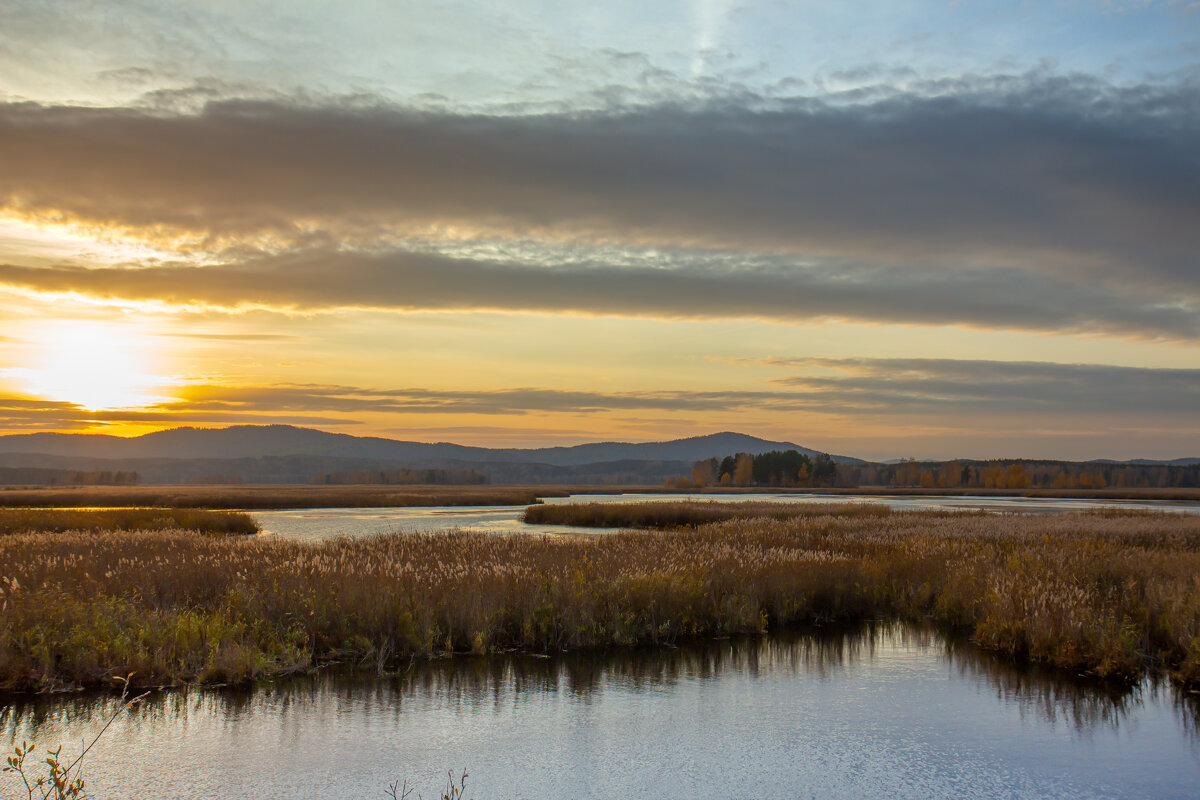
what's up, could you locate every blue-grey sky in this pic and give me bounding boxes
[3,1,1198,108]
[0,0,1198,459]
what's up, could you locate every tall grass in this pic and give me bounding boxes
[3,506,1200,692]
[524,500,893,527]
[0,508,259,536]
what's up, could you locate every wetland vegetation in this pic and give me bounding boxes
[0,508,258,537]
[4,504,1200,693]
[523,500,892,527]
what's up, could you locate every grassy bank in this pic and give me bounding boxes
[0,485,565,510]
[3,505,1200,692]
[0,508,259,536]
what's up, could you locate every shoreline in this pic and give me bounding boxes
[0,483,1197,510]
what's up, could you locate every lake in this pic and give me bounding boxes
[3,624,1197,799]
[250,491,1200,541]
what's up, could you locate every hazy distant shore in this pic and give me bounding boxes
[0,484,1197,510]
[0,484,565,509]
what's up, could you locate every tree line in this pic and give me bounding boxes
[668,454,1200,490]
[860,459,1200,489]
[666,450,838,488]
[0,468,139,486]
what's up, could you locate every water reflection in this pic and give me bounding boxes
[5,627,1200,799]
[942,638,1140,736]
[5,624,1194,743]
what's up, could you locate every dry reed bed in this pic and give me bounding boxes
[0,508,259,536]
[524,500,892,527]
[3,507,1200,692]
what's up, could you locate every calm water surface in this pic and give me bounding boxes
[250,491,1200,541]
[3,626,1198,799]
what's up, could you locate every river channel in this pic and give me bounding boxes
[3,625,1198,799]
[249,491,1200,541]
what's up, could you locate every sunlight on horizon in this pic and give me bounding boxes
[13,321,177,411]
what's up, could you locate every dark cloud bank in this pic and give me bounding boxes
[1,75,1198,337]
[766,358,1200,416]
[148,359,1200,419]
[0,248,1194,338]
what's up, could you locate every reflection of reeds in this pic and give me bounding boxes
[0,508,258,536]
[8,624,1191,746]
[4,507,1200,692]
[1174,687,1200,747]
[942,637,1138,735]
[0,485,557,510]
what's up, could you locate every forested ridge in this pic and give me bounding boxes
[671,451,1200,489]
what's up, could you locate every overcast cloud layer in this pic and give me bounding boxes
[1,76,1198,339]
[0,246,1195,339]
[2,80,1198,263]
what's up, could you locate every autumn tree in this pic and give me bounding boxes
[1006,463,1031,489]
[691,457,719,488]
[733,453,754,486]
[892,459,922,487]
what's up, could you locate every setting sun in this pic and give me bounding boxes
[18,321,171,411]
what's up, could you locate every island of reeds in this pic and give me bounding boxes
[0,508,259,536]
[3,503,1200,693]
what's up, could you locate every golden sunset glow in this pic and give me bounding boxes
[16,321,173,411]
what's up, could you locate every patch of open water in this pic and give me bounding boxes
[248,491,1200,542]
[3,625,1198,799]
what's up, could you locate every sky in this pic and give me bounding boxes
[0,0,1198,461]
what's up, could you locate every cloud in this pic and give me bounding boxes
[0,245,1195,339]
[1,75,1198,338]
[168,384,780,416]
[0,392,357,429]
[765,357,1200,415]
[131,361,1200,419]
[1,75,1198,282]
[159,332,300,341]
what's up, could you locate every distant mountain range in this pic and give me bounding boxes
[0,425,861,485]
[1090,457,1200,467]
[2,426,1190,486]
